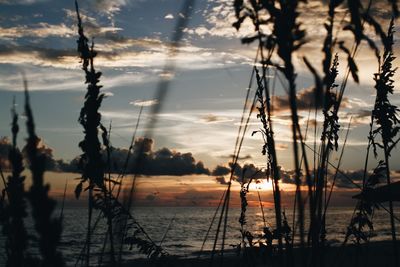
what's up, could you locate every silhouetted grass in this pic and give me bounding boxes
[253,67,284,264]
[370,17,399,265]
[74,0,104,262]
[1,98,30,267]
[232,1,399,267]
[24,78,64,267]
[73,2,170,265]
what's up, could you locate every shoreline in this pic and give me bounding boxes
[120,240,400,267]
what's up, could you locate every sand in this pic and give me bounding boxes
[120,241,400,267]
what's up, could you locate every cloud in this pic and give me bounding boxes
[1,135,211,177]
[144,191,159,202]
[199,114,233,124]
[184,0,253,39]
[210,162,369,188]
[0,0,47,5]
[173,189,218,206]
[342,109,372,126]
[0,9,123,41]
[272,87,350,112]
[212,162,265,184]
[275,143,289,151]
[83,0,128,17]
[334,169,365,189]
[0,23,75,39]
[0,45,78,69]
[215,176,229,185]
[103,91,114,97]
[130,99,158,107]
[64,8,124,38]
[0,8,251,74]
[0,42,247,71]
[164,14,174,20]
[220,154,252,160]
[0,68,148,92]
[21,137,60,170]
[60,137,210,176]
[185,0,395,85]
[279,167,298,185]
[212,165,230,176]
[63,9,166,51]
[0,136,61,171]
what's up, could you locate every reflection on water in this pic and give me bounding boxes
[0,206,398,266]
[47,207,400,264]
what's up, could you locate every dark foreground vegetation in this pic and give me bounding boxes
[1,0,400,266]
[125,241,400,267]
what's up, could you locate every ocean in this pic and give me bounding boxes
[1,203,399,266]
[52,206,400,266]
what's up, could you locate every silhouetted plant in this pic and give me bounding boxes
[370,17,399,264]
[281,211,292,246]
[24,79,64,267]
[233,2,399,267]
[1,99,30,267]
[75,1,105,191]
[309,54,341,254]
[74,1,109,265]
[239,171,254,250]
[235,4,310,261]
[320,55,340,152]
[371,19,400,158]
[252,68,285,258]
[73,3,169,263]
[346,161,386,244]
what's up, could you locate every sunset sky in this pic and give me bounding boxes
[0,0,399,206]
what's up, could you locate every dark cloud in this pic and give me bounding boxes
[1,136,210,176]
[211,163,344,187]
[0,44,75,58]
[0,44,124,63]
[233,163,266,180]
[144,191,159,201]
[335,169,365,189]
[212,165,230,176]
[212,162,266,184]
[215,176,229,185]
[279,167,297,184]
[352,110,371,119]
[343,109,371,125]
[0,136,59,171]
[174,189,218,206]
[199,114,232,124]
[219,154,252,160]
[273,87,349,112]
[22,137,58,170]
[275,115,302,121]
[60,137,210,176]
[134,137,153,154]
[145,194,156,201]
[201,114,219,123]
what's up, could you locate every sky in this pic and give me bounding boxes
[0,0,399,206]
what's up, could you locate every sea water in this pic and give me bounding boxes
[54,206,400,265]
[0,206,399,266]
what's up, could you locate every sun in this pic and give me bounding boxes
[248,179,274,192]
